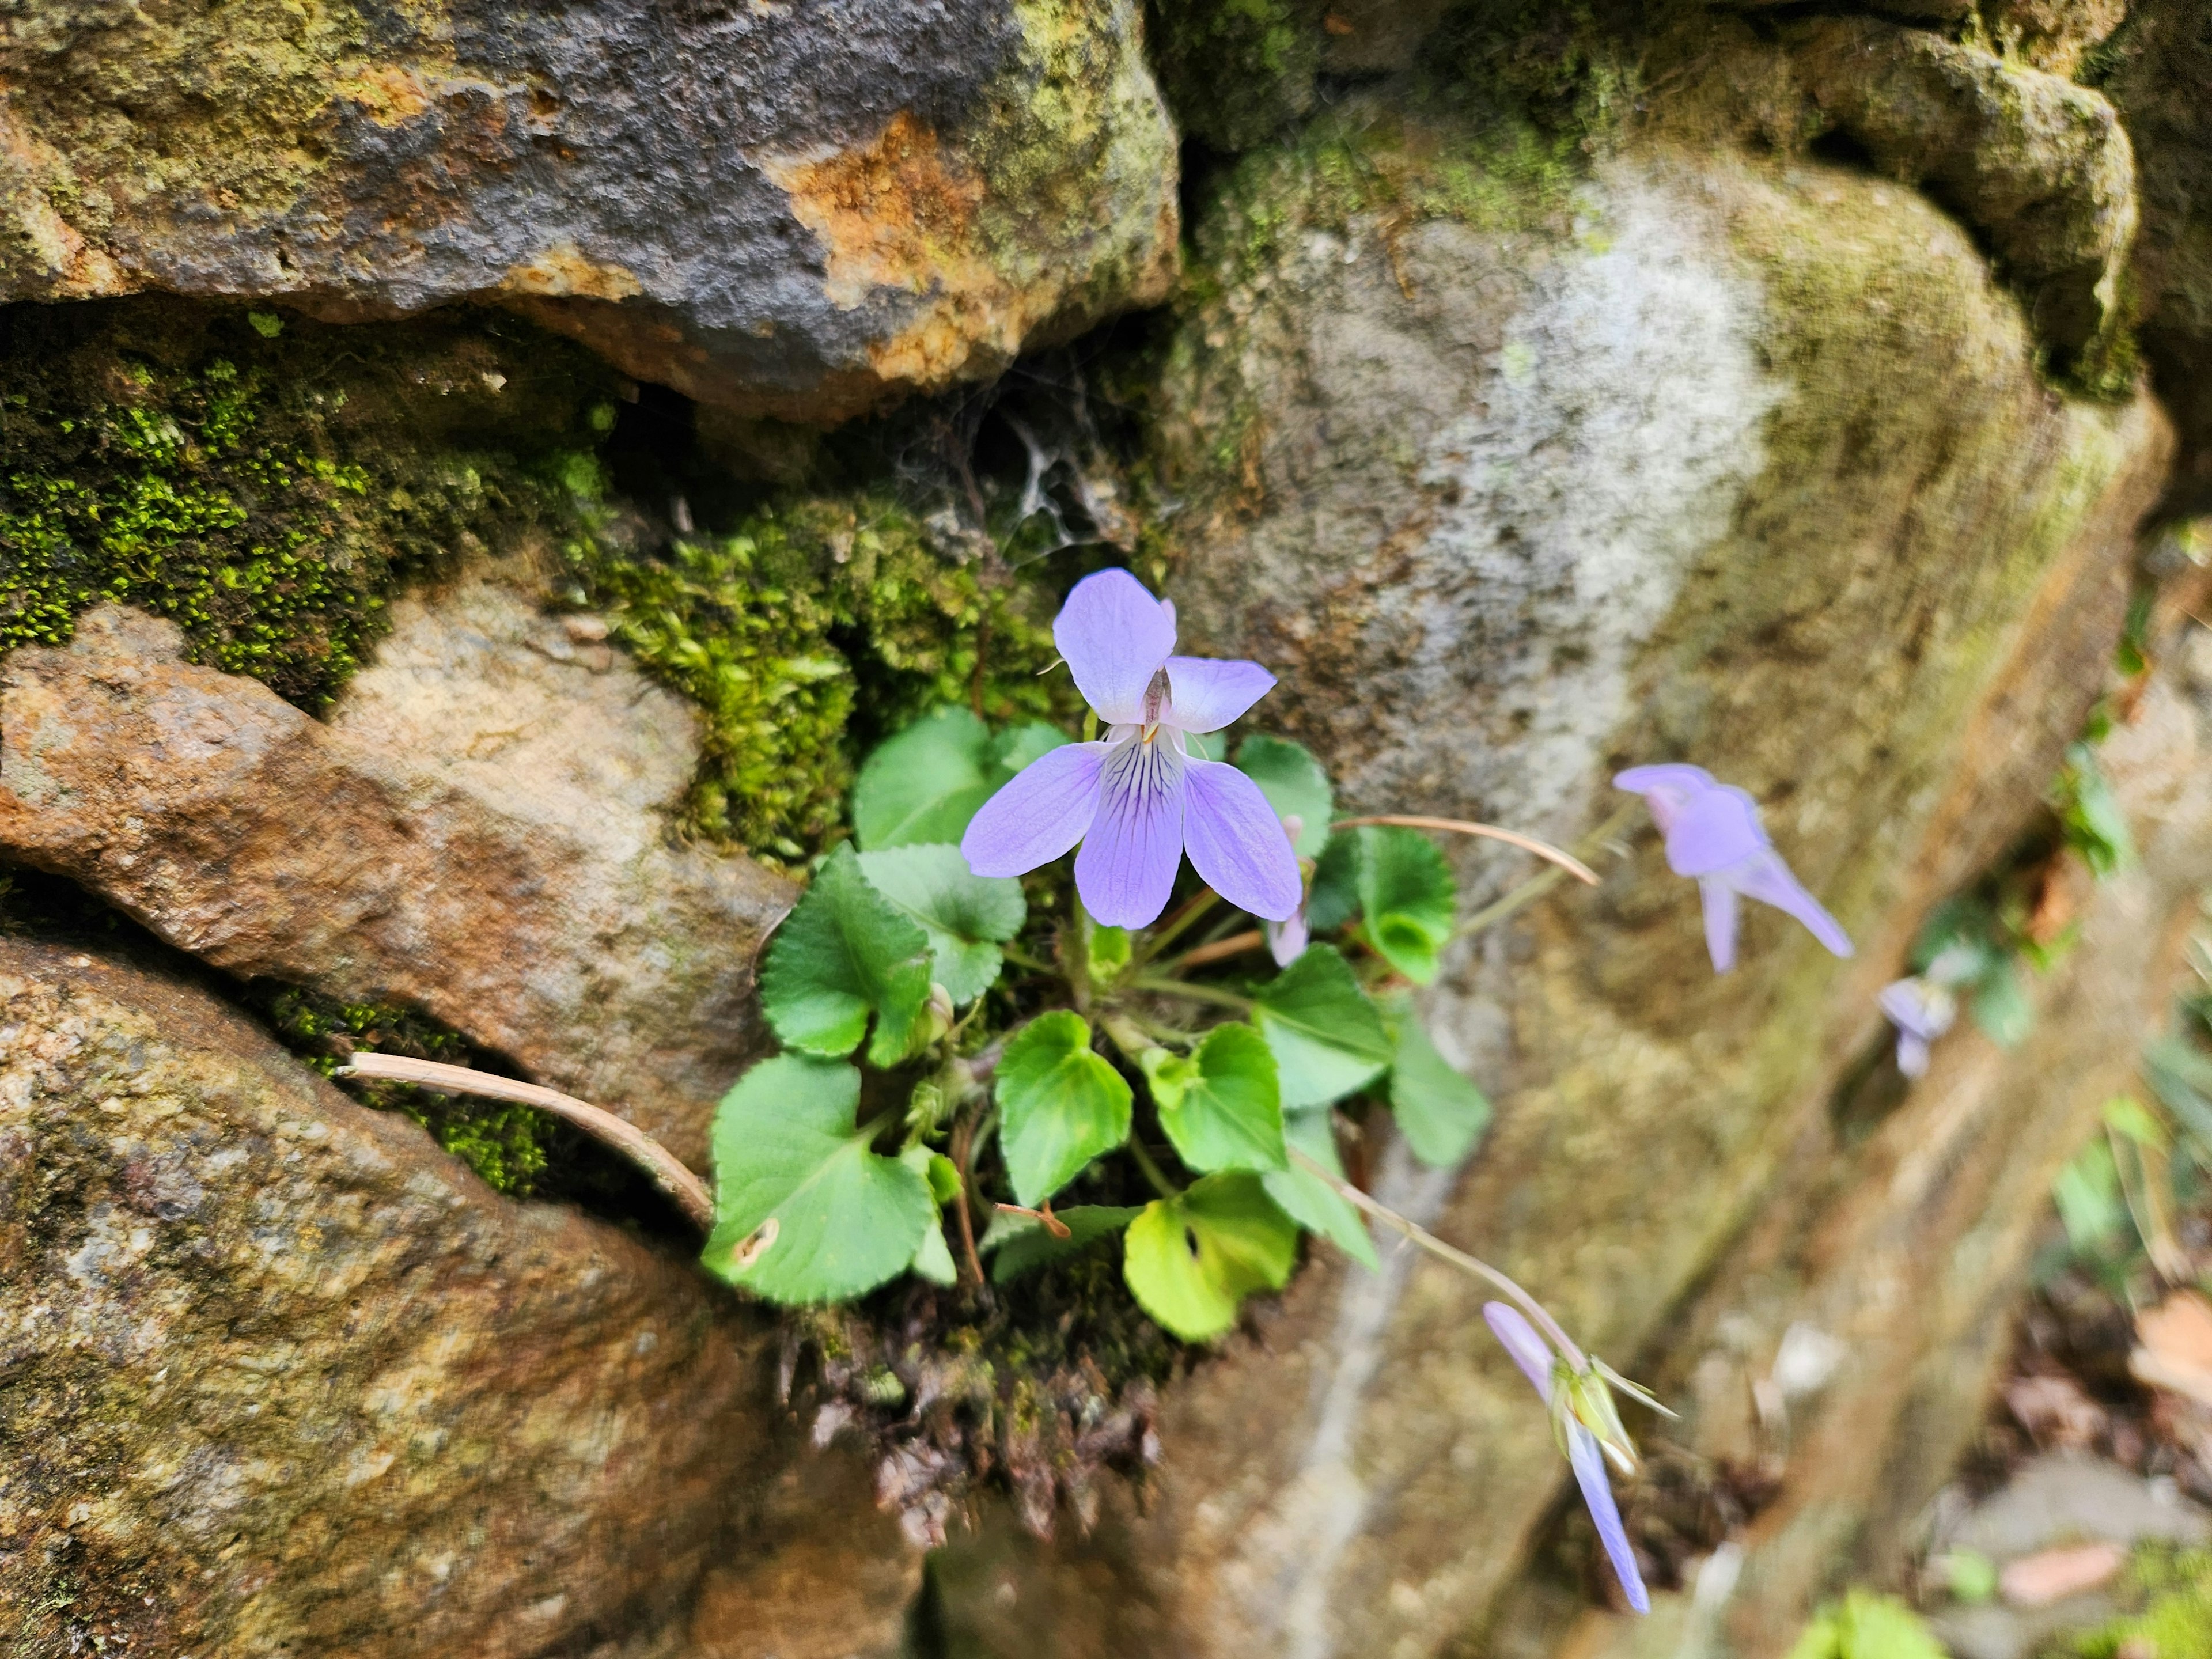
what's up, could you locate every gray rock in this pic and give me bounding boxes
[0,0,1179,421]
[1937,1455,2210,1560]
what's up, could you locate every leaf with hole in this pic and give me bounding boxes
[702,1054,934,1303]
[857,843,1026,1003]
[987,1205,1143,1283]
[1251,944,1392,1109]
[1263,1109,1378,1268]
[996,1011,1134,1207]
[759,844,933,1065]
[1141,1024,1285,1173]
[851,705,1071,849]
[1122,1172,1300,1341]
[1237,734,1332,859]
[1356,825,1457,983]
[1383,996,1492,1168]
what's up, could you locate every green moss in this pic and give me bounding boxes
[0,298,616,709]
[563,494,1074,860]
[2058,1544,2212,1657]
[1145,0,1327,153]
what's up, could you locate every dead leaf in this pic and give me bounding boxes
[1998,1541,2126,1607]
[2133,1291,2212,1409]
[2005,1372,2108,1449]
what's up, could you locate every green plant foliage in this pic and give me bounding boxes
[1264,1110,1380,1268]
[1785,1592,1946,1659]
[2055,738,2136,877]
[857,843,1027,1003]
[852,706,1071,850]
[1142,1022,1287,1174]
[1237,734,1332,858]
[1306,832,1362,931]
[1385,997,1493,1168]
[2053,1138,2131,1258]
[703,1054,934,1303]
[1123,1172,1301,1341]
[1252,944,1393,1108]
[1354,826,1458,983]
[988,1205,1144,1283]
[759,844,934,1065]
[997,1012,1135,1207]
[2059,1544,2212,1658]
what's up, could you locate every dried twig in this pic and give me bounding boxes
[335,1052,713,1230]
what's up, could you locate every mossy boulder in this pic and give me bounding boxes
[0,0,1179,421]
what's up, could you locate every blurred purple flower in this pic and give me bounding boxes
[1614,764,1853,974]
[961,569,1302,929]
[1877,977,1957,1079]
[1484,1303,1650,1616]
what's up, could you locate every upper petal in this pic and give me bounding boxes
[1074,734,1187,927]
[960,741,1109,877]
[1055,569,1177,725]
[1161,656,1275,734]
[1613,763,1717,836]
[1483,1302,1554,1400]
[1663,785,1767,876]
[1183,759,1302,921]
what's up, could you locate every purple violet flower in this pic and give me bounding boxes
[961,570,1303,929]
[1877,976,1957,1079]
[1613,764,1853,974]
[1484,1303,1650,1615]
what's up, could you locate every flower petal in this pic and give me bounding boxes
[1266,904,1310,967]
[1483,1302,1555,1398]
[1183,760,1302,921]
[1613,763,1716,834]
[1568,1422,1651,1615]
[960,741,1110,877]
[1699,878,1740,974]
[1726,848,1854,959]
[1896,1031,1931,1078]
[1055,569,1177,725]
[1663,785,1767,877]
[1161,656,1275,734]
[1075,734,1187,927]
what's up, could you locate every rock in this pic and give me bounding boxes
[0,0,1178,421]
[1940,1456,2210,1562]
[1787,18,2137,373]
[919,104,2172,1657]
[1981,0,2129,78]
[0,599,796,1168]
[0,935,778,1656]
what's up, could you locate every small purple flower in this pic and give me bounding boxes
[1877,977,1957,1078]
[1484,1303,1650,1615]
[1614,764,1853,974]
[961,570,1302,929]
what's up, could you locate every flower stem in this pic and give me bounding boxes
[1132,887,1220,968]
[1124,975,1255,1013]
[1127,1136,1181,1200]
[1163,929,1266,972]
[1332,815,1599,885]
[1286,1146,1587,1369]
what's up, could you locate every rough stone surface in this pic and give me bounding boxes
[0,0,1179,421]
[0,599,796,1168]
[0,936,777,1657]
[916,112,2171,1657]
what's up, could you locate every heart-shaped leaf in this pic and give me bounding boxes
[997,1011,1134,1207]
[987,1205,1143,1283]
[1263,1109,1379,1268]
[1252,944,1391,1109]
[1142,1023,1286,1173]
[857,843,1027,1003]
[1383,996,1492,1169]
[760,844,933,1065]
[702,1054,934,1303]
[852,706,1071,849]
[1356,825,1457,984]
[1123,1172,1299,1341]
[1237,734,1333,859]
[910,1222,959,1286]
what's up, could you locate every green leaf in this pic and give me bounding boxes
[911,1222,959,1285]
[1123,1172,1300,1341]
[1263,1109,1379,1268]
[1306,833,1361,933]
[1356,826,1456,984]
[760,844,934,1065]
[1143,1024,1286,1173]
[1252,944,1392,1109]
[2052,1139,2128,1256]
[2145,1037,2212,1159]
[997,1011,1134,1206]
[851,706,1071,849]
[1384,998,1491,1168]
[1237,734,1332,859]
[1968,956,2032,1049]
[702,1055,934,1303]
[856,843,1027,1003]
[2055,741,2134,878]
[988,1205,1142,1283]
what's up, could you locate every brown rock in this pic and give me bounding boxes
[0,936,777,1656]
[0,601,795,1167]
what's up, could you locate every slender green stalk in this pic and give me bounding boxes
[1127,1136,1180,1200]
[1124,975,1255,1013]
[999,944,1055,975]
[1132,888,1220,968]
[1287,1146,1587,1369]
